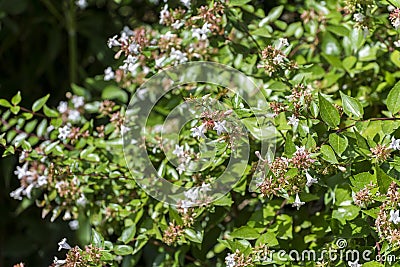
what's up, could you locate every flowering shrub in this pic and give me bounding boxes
[4,0,400,266]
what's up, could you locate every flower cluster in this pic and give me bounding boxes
[10,161,48,200]
[375,182,400,246]
[390,8,400,29]
[224,250,253,267]
[50,238,103,267]
[255,146,317,208]
[352,182,376,208]
[258,38,297,76]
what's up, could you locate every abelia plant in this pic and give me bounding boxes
[4,0,400,266]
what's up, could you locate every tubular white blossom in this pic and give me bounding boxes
[213,120,227,135]
[190,123,206,139]
[57,101,68,113]
[75,0,88,9]
[104,67,115,81]
[58,238,72,251]
[71,95,84,108]
[389,210,400,224]
[107,35,121,48]
[305,172,318,187]
[292,193,305,210]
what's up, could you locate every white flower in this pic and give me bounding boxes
[389,210,400,224]
[68,109,80,122]
[180,199,195,213]
[107,35,121,48]
[362,26,369,38]
[192,23,211,40]
[306,172,318,187]
[225,253,236,267]
[292,193,305,210]
[25,183,34,199]
[14,162,31,179]
[69,220,79,230]
[276,38,289,50]
[155,56,166,68]
[295,145,306,154]
[77,194,88,207]
[392,18,400,29]
[58,125,71,140]
[348,260,362,267]
[180,0,191,8]
[170,47,188,65]
[10,186,24,200]
[287,115,299,128]
[395,40,400,48]
[159,4,170,25]
[390,137,400,150]
[63,210,72,220]
[58,238,71,251]
[75,0,88,9]
[71,95,84,108]
[121,26,134,36]
[104,67,115,81]
[121,125,130,134]
[173,144,185,157]
[120,55,138,73]
[172,20,184,29]
[128,42,140,54]
[199,183,211,195]
[184,187,199,202]
[273,54,285,64]
[54,257,66,267]
[353,13,365,22]
[177,163,186,174]
[57,101,68,113]
[191,123,206,139]
[213,120,227,135]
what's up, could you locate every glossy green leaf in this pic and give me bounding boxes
[32,94,50,112]
[318,93,340,128]
[340,92,363,118]
[387,80,400,115]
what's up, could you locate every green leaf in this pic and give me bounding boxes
[10,106,20,115]
[0,99,12,108]
[11,91,21,105]
[119,225,136,244]
[184,228,203,243]
[102,86,128,103]
[318,93,340,128]
[259,5,284,26]
[332,205,360,224]
[43,105,59,117]
[387,80,400,115]
[390,50,400,68]
[329,133,348,156]
[350,172,376,191]
[32,94,50,112]
[113,245,133,255]
[229,0,251,6]
[340,92,363,118]
[376,167,394,194]
[255,232,279,247]
[230,226,259,240]
[320,145,338,164]
[91,229,104,248]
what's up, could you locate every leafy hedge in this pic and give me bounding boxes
[4,0,400,266]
